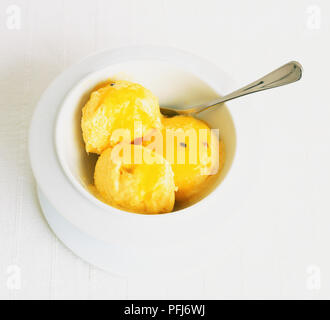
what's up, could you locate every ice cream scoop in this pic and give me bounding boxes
[94,144,176,214]
[81,80,162,154]
[161,115,225,203]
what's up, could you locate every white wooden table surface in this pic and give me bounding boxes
[1,0,330,300]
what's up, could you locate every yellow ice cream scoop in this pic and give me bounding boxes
[94,144,176,214]
[81,80,162,154]
[161,115,225,203]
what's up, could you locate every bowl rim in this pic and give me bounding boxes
[29,45,250,244]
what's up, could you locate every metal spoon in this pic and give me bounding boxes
[160,61,303,117]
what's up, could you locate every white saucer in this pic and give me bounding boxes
[29,46,260,275]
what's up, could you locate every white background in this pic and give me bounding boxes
[0,0,329,299]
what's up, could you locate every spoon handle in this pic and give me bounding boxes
[193,61,303,114]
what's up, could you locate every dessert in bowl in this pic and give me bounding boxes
[80,79,226,214]
[30,46,242,275]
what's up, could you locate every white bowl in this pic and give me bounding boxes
[29,46,254,275]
